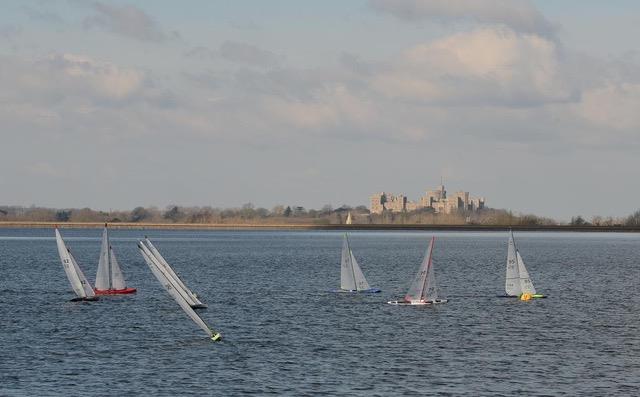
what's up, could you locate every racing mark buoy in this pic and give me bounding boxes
[520,293,532,301]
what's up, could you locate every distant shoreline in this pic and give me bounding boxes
[1,221,639,232]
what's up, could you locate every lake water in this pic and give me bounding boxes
[1,229,639,396]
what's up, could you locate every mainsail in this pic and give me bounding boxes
[138,242,220,340]
[340,235,356,291]
[340,234,371,291]
[505,231,537,296]
[404,237,437,302]
[95,226,128,291]
[505,231,521,296]
[55,229,96,299]
[143,238,204,307]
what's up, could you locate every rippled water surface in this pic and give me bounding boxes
[1,229,639,396]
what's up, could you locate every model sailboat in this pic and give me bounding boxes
[55,228,98,302]
[138,242,221,341]
[500,230,545,299]
[388,236,447,305]
[94,225,136,295]
[140,238,206,309]
[334,234,380,293]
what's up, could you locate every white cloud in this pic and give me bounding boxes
[219,41,280,67]
[369,0,556,37]
[26,162,63,178]
[370,27,572,106]
[1,53,146,105]
[83,2,172,42]
[576,82,640,131]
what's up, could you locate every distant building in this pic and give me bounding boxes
[369,184,485,214]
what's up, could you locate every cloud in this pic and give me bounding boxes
[0,24,21,40]
[83,2,173,42]
[0,52,152,129]
[22,6,64,24]
[185,41,280,68]
[219,41,280,67]
[26,162,63,178]
[370,27,573,106]
[576,83,640,132]
[369,0,556,37]
[40,53,146,100]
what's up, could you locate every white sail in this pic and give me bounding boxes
[516,251,536,295]
[55,229,95,299]
[138,243,215,338]
[95,228,111,290]
[340,235,356,291]
[405,237,436,302]
[143,238,203,306]
[350,252,371,291]
[505,231,521,296]
[345,212,353,225]
[109,247,126,290]
[95,226,128,290]
[423,251,438,301]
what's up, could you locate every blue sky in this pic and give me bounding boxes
[2,0,640,220]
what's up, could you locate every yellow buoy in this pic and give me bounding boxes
[520,293,532,301]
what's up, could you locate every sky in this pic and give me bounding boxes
[1,0,640,220]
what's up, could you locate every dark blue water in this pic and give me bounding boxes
[1,229,639,396]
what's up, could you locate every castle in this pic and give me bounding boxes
[370,184,485,215]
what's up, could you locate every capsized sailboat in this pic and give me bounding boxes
[55,228,98,302]
[333,234,380,293]
[94,225,136,295]
[388,236,447,305]
[138,242,221,341]
[140,237,206,309]
[499,230,545,299]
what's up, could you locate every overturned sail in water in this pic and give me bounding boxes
[142,238,206,308]
[502,231,543,298]
[388,236,447,305]
[95,226,136,295]
[337,234,380,293]
[138,242,220,341]
[55,228,98,301]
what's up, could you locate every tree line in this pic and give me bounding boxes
[2,204,640,226]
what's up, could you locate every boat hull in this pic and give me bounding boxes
[387,299,448,305]
[94,288,137,295]
[331,288,381,293]
[497,294,546,299]
[191,303,208,310]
